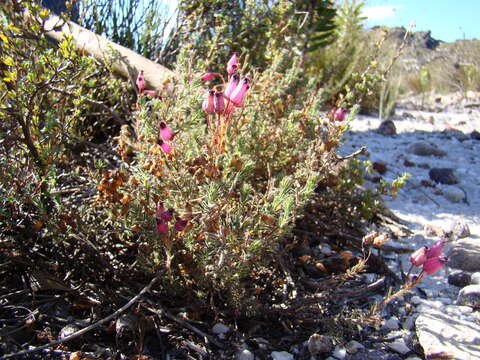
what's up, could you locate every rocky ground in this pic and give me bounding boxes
[215,92,480,360]
[2,92,479,360]
[330,91,480,360]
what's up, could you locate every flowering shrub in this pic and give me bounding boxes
[94,47,367,310]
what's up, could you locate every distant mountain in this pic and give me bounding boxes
[368,26,480,93]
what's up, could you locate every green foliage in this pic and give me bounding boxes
[168,0,336,70]
[0,0,131,233]
[2,0,397,316]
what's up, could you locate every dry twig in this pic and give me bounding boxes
[0,272,163,360]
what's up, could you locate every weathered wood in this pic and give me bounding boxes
[42,14,175,91]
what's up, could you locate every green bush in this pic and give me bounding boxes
[1,0,401,317]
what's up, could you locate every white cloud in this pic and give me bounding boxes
[362,5,402,21]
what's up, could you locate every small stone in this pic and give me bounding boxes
[212,323,229,335]
[448,271,471,287]
[236,349,255,360]
[373,161,387,174]
[436,297,453,305]
[403,159,415,167]
[407,142,446,157]
[445,304,473,315]
[307,334,333,354]
[417,163,430,169]
[423,224,446,237]
[384,317,400,330]
[332,345,347,359]
[429,168,458,185]
[319,243,332,256]
[471,272,480,284]
[442,186,465,203]
[271,351,293,360]
[457,285,480,308]
[387,338,410,355]
[363,273,376,283]
[345,340,364,354]
[59,324,80,340]
[411,296,422,305]
[405,357,422,360]
[420,179,435,187]
[402,315,417,330]
[471,130,480,140]
[448,240,480,271]
[402,112,415,119]
[447,220,471,239]
[377,120,396,135]
[351,349,402,360]
[442,128,469,141]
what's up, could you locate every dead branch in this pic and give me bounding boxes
[0,272,163,360]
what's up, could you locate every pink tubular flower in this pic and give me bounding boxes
[158,139,172,154]
[224,73,240,100]
[156,220,168,234]
[230,77,250,107]
[334,107,347,121]
[160,208,174,222]
[214,91,225,114]
[426,239,447,259]
[174,219,188,232]
[227,53,239,74]
[410,246,428,267]
[200,72,217,81]
[202,89,215,113]
[136,70,145,94]
[422,256,447,274]
[159,121,174,141]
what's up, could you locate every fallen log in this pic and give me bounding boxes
[42,13,175,91]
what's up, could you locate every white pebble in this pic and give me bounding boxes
[345,340,364,354]
[384,317,400,330]
[387,338,411,354]
[212,323,230,335]
[235,349,254,360]
[271,351,293,360]
[332,345,347,359]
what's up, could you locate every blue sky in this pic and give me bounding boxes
[362,0,479,42]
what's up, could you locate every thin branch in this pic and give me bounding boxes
[142,303,226,350]
[48,86,126,126]
[0,272,163,360]
[335,146,367,163]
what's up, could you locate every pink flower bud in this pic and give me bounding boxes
[136,70,145,94]
[160,208,174,222]
[334,107,347,121]
[202,89,215,113]
[159,121,174,141]
[158,140,172,154]
[200,72,217,81]
[410,246,427,267]
[143,90,157,98]
[227,53,239,74]
[214,91,225,114]
[174,219,188,231]
[422,256,447,274]
[156,220,168,234]
[230,77,250,107]
[224,73,240,100]
[426,239,447,259]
